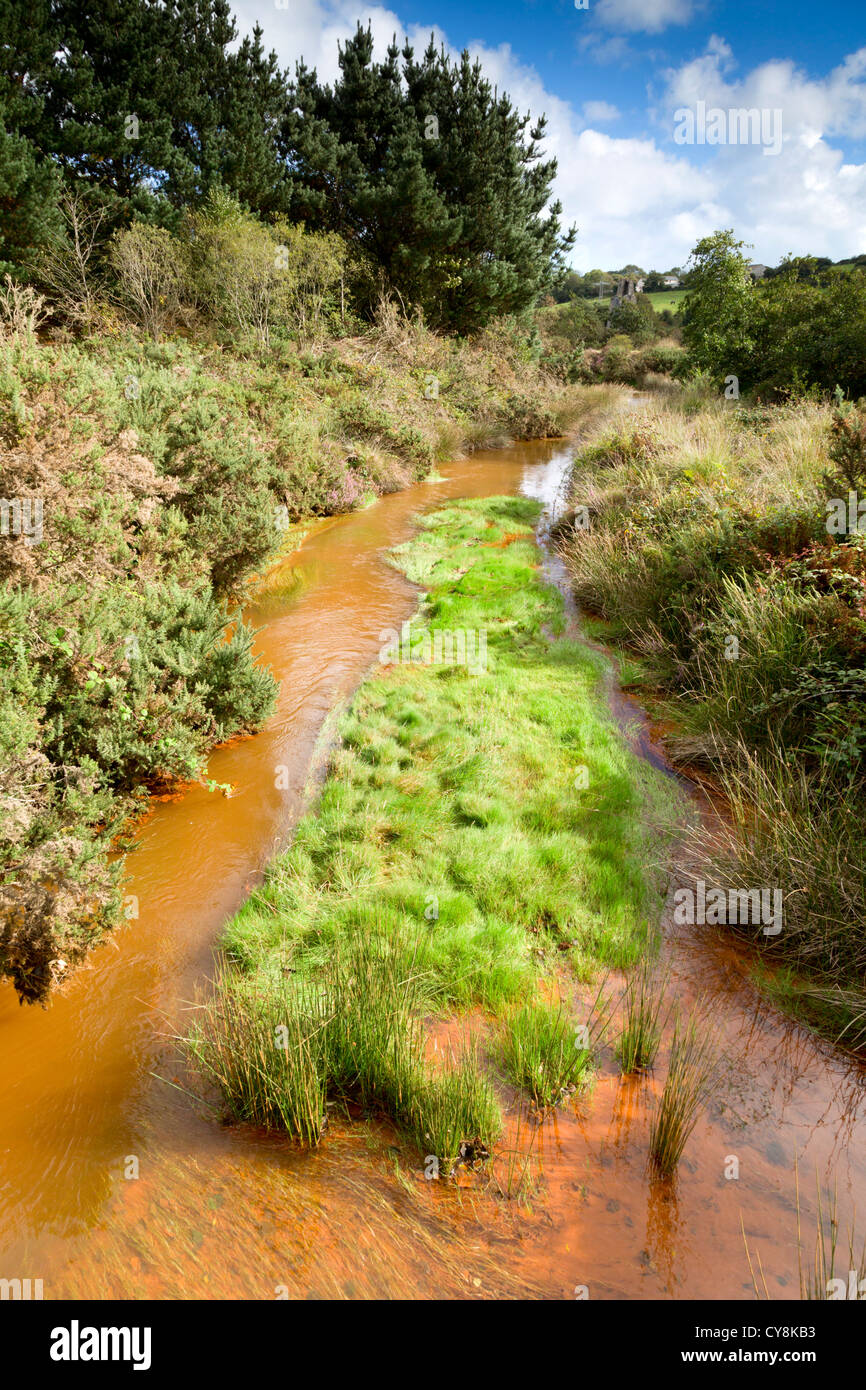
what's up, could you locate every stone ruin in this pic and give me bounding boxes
[606,277,638,327]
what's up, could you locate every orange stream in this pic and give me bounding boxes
[1,439,864,1300]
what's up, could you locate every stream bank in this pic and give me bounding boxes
[1,430,864,1300]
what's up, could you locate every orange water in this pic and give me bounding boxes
[1,438,863,1300]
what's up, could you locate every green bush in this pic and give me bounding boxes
[632,343,690,380]
[181,191,346,345]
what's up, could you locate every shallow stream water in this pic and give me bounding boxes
[1,435,863,1300]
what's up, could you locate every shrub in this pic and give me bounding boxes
[109,224,182,339]
[824,397,866,493]
[181,191,347,344]
[632,343,690,381]
[0,275,48,340]
[36,191,110,328]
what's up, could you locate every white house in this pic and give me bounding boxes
[662,275,680,288]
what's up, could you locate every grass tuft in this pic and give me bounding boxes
[185,929,502,1172]
[617,957,671,1073]
[497,988,608,1110]
[648,1007,719,1177]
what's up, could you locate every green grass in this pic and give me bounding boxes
[644,289,686,314]
[617,957,670,1073]
[223,496,674,1003]
[185,930,501,1171]
[191,494,677,1163]
[648,1009,719,1177]
[496,994,607,1109]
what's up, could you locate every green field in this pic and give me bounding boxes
[644,288,687,314]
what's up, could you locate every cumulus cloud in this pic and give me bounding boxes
[660,40,866,262]
[581,100,621,123]
[593,0,699,35]
[230,2,866,268]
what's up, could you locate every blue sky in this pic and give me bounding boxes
[236,0,866,270]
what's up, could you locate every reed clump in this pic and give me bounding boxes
[648,1007,719,1177]
[617,957,671,1073]
[497,987,608,1110]
[744,1164,866,1300]
[185,930,501,1174]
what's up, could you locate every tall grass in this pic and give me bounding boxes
[185,930,502,1172]
[648,1008,719,1177]
[487,1102,543,1204]
[744,1164,866,1300]
[185,964,329,1144]
[561,391,866,1046]
[797,1175,866,1301]
[497,986,609,1109]
[617,957,671,1073]
[684,738,866,1044]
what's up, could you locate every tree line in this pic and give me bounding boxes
[0,0,573,332]
[683,231,866,399]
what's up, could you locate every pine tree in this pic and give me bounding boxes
[220,25,292,215]
[1,0,292,226]
[0,2,62,272]
[31,0,177,221]
[284,26,574,331]
[0,116,61,275]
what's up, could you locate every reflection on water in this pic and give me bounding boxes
[0,436,864,1299]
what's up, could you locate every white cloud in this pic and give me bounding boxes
[231,3,866,269]
[594,0,698,35]
[660,40,866,262]
[581,100,621,123]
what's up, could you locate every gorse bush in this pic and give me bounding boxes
[0,305,588,1000]
[0,576,276,1001]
